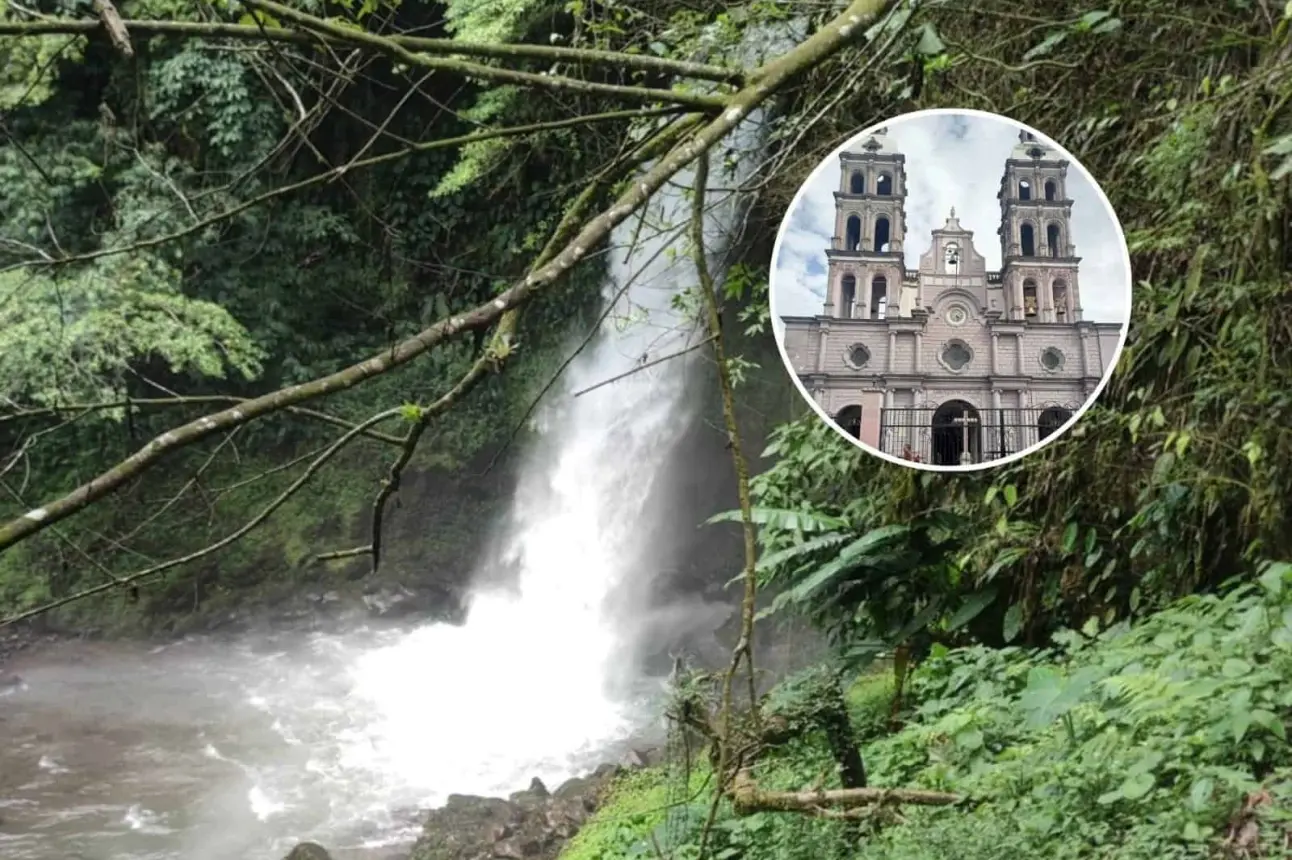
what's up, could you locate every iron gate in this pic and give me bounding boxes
[878,404,1078,466]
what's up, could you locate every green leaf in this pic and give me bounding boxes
[1003,603,1024,642]
[915,23,945,56]
[1023,31,1067,61]
[1251,709,1286,740]
[1003,485,1018,507]
[947,590,998,631]
[1221,658,1251,678]
[781,525,912,604]
[1061,522,1079,553]
[1119,771,1155,800]
[1188,778,1214,811]
[1259,561,1292,597]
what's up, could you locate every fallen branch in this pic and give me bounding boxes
[0,0,894,555]
[730,769,962,815]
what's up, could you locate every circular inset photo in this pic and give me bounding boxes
[770,109,1131,471]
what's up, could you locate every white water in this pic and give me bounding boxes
[0,112,767,859]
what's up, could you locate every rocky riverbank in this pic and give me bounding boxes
[278,751,656,860]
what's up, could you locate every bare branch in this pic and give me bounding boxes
[0,397,406,446]
[92,0,133,57]
[571,335,715,398]
[244,0,730,111]
[0,18,744,84]
[0,408,402,627]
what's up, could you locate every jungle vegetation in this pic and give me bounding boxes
[1,0,1291,857]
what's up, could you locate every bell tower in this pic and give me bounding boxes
[824,128,908,320]
[997,130,1083,323]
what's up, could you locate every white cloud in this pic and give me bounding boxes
[771,111,1131,334]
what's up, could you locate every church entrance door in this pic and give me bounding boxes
[931,400,981,465]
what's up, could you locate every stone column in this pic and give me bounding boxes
[887,330,897,372]
[1040,276,1054,323]
[990,332,999,374]
[990,387,1004,458]
[1079,327,1091,377]
[816,324,829,373]
[1016,333,1024,375]
[914,331,923,373]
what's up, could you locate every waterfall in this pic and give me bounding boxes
[340,112,769,806]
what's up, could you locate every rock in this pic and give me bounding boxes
[619,748,649,769]
[409,766,621,860]
[283,843,333,860]
[0,674,23,690]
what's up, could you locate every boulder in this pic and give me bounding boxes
[282,843,333,860]
[408,768,619,860]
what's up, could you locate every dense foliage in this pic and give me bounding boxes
[570,564,1292,860]
[0,0,670,626]
[737,0,1292,656]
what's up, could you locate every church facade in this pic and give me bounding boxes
[779,128,1124,466]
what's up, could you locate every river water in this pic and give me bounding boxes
[1,626,650,860]
[0,98,768,858]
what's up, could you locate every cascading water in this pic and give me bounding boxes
[339,109,771,805]
[0,41,781,860]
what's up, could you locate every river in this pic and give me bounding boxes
[0,623,668,859]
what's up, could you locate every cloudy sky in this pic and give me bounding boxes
[771,112,1131,331]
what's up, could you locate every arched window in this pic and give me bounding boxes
[1022,278,1038,317]
[1044,179,1057,201]
[873,216,890,253]
[840,274,857,318]
[1046,223,1062,257]
[1019,179,1032,200]
[1020,223,1036,257]
[870,275,888,320]
[876,173,893,196]
[1052,278,1069,319]
[845,215,861,251]
[849,171,865,194]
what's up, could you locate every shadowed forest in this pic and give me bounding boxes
[1,0,1291,858]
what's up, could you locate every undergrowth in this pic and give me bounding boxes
[567,562,1292,860]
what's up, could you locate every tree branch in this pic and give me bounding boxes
[243,0,730,111]
[729,769,962,815]
[570,335,715,398]
[0,408,402,627]
[0,0,894,556]
[17,106,679,270]
[0,18,744,84]
[91,0,132,57]
[0,397,406,446]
